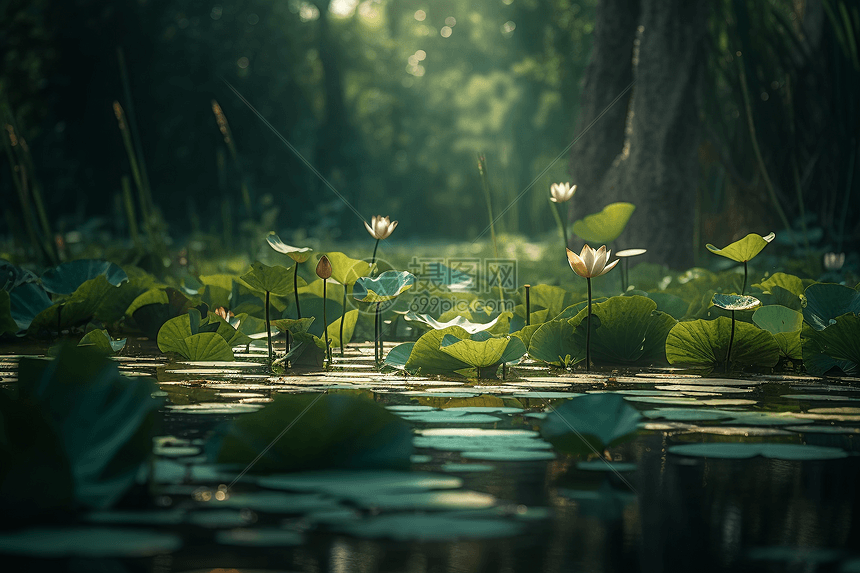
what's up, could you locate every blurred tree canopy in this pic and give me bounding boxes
[1,0,857,264]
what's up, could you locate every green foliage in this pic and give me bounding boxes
[40,260,127,295]
[539,394,642,454]
[666,317,780,370]
[239,261,299,297]
[571,203,636,243]
[156,309,239,361]
[802,313,860,376]
[570,296,678,366]
[207,393,414,472]
[405,310,511,335]
[439,333,526,370]
[711,294,761,311]
[129,287,207,339]
[802,283,860,330]
[405,326,473,376]
[29,275,121,334]
[266,234,313,263]
[3,345,160,513]
[353,271,416,303]
[78,329,126,354]
[706,232,775,263]
[324,252,373,286]
[527,319,583,367]
[0,291,18,335]
[753,305,803,359]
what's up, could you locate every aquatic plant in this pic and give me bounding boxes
[315,254,333,364]
[711,294,762,372]
[571,202,636,244]
[539,393,642,456]
[615,248,647,292]
[239,262,301,365]
[266,234,313,319]
[353,270,415,366]
[549,182,576,250]
[706,232,775,295]
[364,215,398,268]
[566,244,619,372]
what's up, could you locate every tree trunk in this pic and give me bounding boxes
[569,0,707,268]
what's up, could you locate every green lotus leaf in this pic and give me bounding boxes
[802,314,860,376]
[129,288,207,340]
[752,272,806,297]
[208,393,414,472]
[0,291,19,335]
[754,285,802,311]
[803,283,860,331]
[78,329,126,354]
[666,317,780,369]
[157,309,205,355]
[518,284,577,318]
[29,276,118,333]
[527,319,583,367]
[510,323,542,350]
[404,311,510,335]
[180,332,235,361]
[94,273,158,324]
[706,232,775,262]
[12,344,160,511]
[207,313,253,347]
[405,326,473,375]
[325,252,374,286]
[353,271,415,303]
[126,288,170,317]
[752,305,803,334]
[296,279,344,302]
[269,317,315,335]
[752,305,803,360]
[539,394,642,453]
[711,294,761,311]
[669,443,846,460]
[234,313,269,336]
[284,332,327,367]
[40,259,128,295]
[508,305,550,332]
[239,262,296,297]
[569,295,678,365]
[644,292,689,321]
[8,283,52,331]
[383,342,415,371]
[0,260,38,291]
[571,202,636,243]
[324,309,359,348]
[266,234,313,263]
[439,334,526,369]
[553,300,591,320]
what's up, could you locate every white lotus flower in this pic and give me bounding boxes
[823,252,845,271]
[550,182,576,203]
[364,215,398,240]
[566,244,619,279]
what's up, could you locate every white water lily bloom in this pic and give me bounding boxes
[550,182,576,203]
[823,252,845,271]
[364,215,398,240]
[566,244,619,278]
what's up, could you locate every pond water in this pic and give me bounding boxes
[2,339,859,573]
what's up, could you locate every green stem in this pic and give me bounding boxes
[726,309,736,374]
[322,280,330,365]
[550,199,567,254]
[742,261,747,296]
[478,154,499,260]
[265,291,272,365]
[525,285,531,326]
[586,277,592,373]
[339,289,346,356]
[370,238,380,273]
[293,263,302,319]
[375,302,381,366]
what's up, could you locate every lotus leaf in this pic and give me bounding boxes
[405,310,511,335]
[78,329,126,354]
[803,283,860,331]
[266,234,313,263]
[239,262,298,297]
[706,232,775,262]
[353,271,415,303]
[711,294,761,311]
[571,202,636,243]
[8,282,52,331]
[383,342,415,370]
[440,334,526,369]
[753,272,806,297]
[539,393,642,453]
[324,252,373,286]
[208,393,414,472]
[405,326,473,375]
[527,319,583,367]
[0,291,19,335]
[40,259,127,295]
[666,317,780,369]
[802,314,860,376]
[29,276,119,333]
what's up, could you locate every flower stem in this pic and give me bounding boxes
[293,263,302,319]
[339,289,346,357]
[375,302,381,366]
[525,284,531,326]
[726,310,736,374]
[265,290,272,365]
[586,277,592,373]
[549,199,567,257]
[370,238,380,273]
[742,261,747,296]
[322,279,330,365]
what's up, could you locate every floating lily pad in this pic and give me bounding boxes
[666,317,780,369]
[539,393,642,454]
[353,271,416,303]
[668,443,847,460]
[0,527,181,557]
[208,393,414,472]
[571,202,636,243]
[706,232,775,262]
